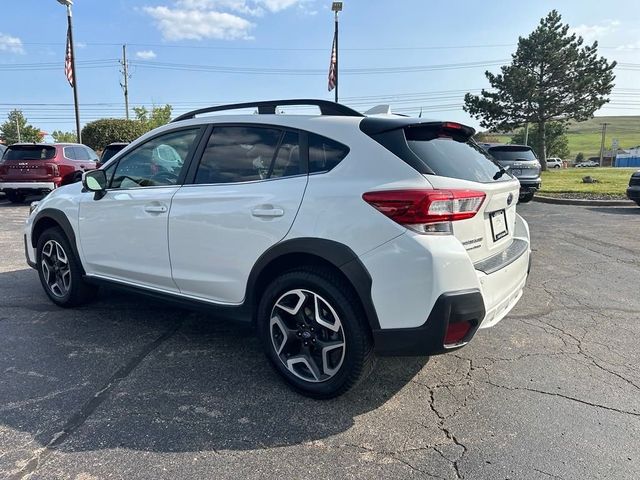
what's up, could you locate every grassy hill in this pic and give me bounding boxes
[491,115,640,160]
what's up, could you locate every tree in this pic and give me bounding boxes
[0,110,44,145]
[473,131,503,143]
[81,119,147,151]
[133,104,173,132]
[511,122,570,159]
[51,130,77,143]
[575,152,584,163]
[463,10,616,170]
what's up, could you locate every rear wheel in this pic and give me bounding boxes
[36,227,97,307]
[6,191,26,204]
[257,267,374,399]
[519,191,535,203]
[554,164,561,169]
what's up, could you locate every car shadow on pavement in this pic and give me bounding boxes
[0,268,429,456]
[587,206,640,215]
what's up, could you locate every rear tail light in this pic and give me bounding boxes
[46,163,59,176]
[362,189,485,234]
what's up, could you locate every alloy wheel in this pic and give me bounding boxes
[41,239,71,298]
[269,289,346,383]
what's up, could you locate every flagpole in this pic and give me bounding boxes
[60,1,81,143]
[334,9,339,103]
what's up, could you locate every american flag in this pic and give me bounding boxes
[327,33,337,92]
[65,26,74,88]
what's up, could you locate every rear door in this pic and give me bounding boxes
[169,125,307,304]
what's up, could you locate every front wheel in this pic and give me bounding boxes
[36,227,98,307]
[554,165,561,169]
[257,268,374,399]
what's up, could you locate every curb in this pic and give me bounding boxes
[533,195,635,207]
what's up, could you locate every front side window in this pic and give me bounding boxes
[195,126,287,184]
[110,129,198,189]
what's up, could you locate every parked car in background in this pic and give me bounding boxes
[25,99,531,398]
[0,143,98,203]
[627,170,640,206]
[576,160,599,168]
[0,144,6,158]
[97,142,128,168]
[480,143,541,203]
[547,157,563,169]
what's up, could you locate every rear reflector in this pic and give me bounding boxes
[444,320,473,346]
[362,189,485,225]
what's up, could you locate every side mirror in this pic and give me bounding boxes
[82,169,107,192]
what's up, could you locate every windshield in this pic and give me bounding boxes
[4,145,56,161]
[488,146,537,162]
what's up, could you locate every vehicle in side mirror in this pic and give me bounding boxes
[83,169,107,192]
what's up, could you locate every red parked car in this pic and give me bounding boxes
[0,143,98,203]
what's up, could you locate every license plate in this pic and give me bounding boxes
[490,209,508,242]
[511,168,522,176]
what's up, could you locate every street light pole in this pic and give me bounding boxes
[58,0,81,143]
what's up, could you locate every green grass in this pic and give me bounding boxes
[540,167,635,197]
[491,115,640,159]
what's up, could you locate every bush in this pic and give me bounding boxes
[575,152,585,163]
[81,119,147,151]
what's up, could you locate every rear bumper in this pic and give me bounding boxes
[373,290,485,356]
[0,181,56,192]
[518,178,541,194]
[359,214,531,356]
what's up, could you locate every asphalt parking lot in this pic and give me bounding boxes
[0,199,639,479]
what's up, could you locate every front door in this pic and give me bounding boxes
[78,128,200,291]
[169,126,307,303]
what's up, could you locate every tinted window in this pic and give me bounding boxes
[85,147,99,161]
[5,146,56,161]
[195,126,282,184]
[110,129,198,189]
[488,147,537,162]
[401,127,507,183]
[308,134,349,173]
[270,131,302,178]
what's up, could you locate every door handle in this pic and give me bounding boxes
[144,204,168,214]
[252,207,284,218]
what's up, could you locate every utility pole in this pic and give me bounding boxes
[599,122,609,167]
[120,44,130,120]
[331,2,342,103]
[523,123,529,146]
[15,118,21,143]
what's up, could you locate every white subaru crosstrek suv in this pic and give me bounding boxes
[24,100,531,398]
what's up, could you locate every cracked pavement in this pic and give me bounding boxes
[0,198,639,479]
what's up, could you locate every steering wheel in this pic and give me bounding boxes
[151,170,178,185]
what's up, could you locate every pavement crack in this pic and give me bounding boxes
[8,322,182,480]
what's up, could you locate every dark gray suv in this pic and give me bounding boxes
[480,144,541,203]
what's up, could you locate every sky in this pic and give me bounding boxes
[1,0,639,138]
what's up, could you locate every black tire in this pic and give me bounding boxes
[554,165,561,169]
[36,227,98,307]
[257,267,374,399]
[519,191,535,203]
[6,192,26,204]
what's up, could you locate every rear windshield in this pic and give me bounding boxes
[405,129,509,183]
[101,145,127,163]
[4,145,56,161]
[488,146,537,162]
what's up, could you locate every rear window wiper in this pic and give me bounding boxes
[493,165,510,180]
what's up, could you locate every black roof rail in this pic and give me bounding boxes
[171,99,364,123]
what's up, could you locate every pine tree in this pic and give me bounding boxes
[464,10,616,170]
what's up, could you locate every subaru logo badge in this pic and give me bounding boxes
[507,193,514,206]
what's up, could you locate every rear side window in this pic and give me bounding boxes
[404,127,507,183]
[308,133,349,173]
[195,126,302,184]
[63,147,77,160]
[73,146,91,161]
[4,146,56,161]
[488,147,537,162]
